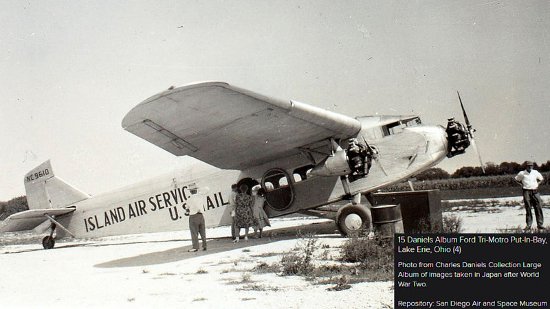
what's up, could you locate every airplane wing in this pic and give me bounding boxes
[0,208,75,232]
[122,82,361,170]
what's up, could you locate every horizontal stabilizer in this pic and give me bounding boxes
[0,208,75,232]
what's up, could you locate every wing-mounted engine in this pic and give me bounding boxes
[309,138,374,182]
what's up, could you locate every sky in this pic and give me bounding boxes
[1,0,549,201]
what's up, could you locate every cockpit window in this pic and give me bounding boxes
[382,117,421,136]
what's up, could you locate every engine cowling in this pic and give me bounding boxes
[309,149,351,177]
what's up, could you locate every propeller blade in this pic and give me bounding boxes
[456,91,485,174]
[361,136,388,176]
[457,91,471,127]
[470,138,486,174]
[375,156,389,176]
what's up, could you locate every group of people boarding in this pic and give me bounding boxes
[230,183,271,242]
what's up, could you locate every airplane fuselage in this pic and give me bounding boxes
[54,116,449,239]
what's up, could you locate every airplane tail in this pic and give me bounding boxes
[24,160,90,209]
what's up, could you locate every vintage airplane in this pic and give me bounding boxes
[0,82,477,249]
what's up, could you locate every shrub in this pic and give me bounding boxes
[340,237,393,271]
[408,216,461,233]
[442,215,463,233]
[326,275,352,291]
[280,236,318,276]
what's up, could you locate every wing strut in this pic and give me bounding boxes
[44,214,75,238]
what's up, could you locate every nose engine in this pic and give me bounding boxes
[445,118,471,158]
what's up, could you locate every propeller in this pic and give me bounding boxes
[457,91,485,173]
[361,136,388,176]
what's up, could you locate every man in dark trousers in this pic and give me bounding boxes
[186,183,207,251]
[515,161,545,231]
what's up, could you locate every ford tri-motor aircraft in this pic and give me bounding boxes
[1,82,477,249]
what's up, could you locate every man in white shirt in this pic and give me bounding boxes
[186,184,207,252]
[515,161,544,230]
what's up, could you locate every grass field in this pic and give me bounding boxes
[383,173,550,200]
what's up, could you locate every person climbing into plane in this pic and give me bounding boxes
[251,186,270,238]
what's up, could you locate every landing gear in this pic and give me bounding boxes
[42,236,55,249]
[336,203,372,237]
[42,223,57,249]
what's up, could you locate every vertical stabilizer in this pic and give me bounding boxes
[24,160,90,209]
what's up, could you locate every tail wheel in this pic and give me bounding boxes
[42,236,55,249]
[336,204,372,237]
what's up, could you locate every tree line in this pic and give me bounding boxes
[0,196,28,221]
[415,160,550,181]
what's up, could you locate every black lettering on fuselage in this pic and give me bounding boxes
[214,193,220,207]
[94,215,104,230]
[129,203,136,218]
[218,192,229,206]
[128,200,146,219]
[170,189,179,205]
[162,192,172,208]
[117,206,126,222]
[206,196,215,210]
[109,208,119,224]
[155,194,162,210]
[149,196,157,211]
[84,218,90,232]
[182,186,189,201]
[137,200,147,215]
[169,206,179,221]
[104,212,111,226]
[86,217,96,232]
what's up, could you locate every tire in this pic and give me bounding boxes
[336,204,372,237]
[42,236,55,249]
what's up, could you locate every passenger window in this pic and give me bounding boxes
[263,169,287,192]
[292,165,315,182]
[264,182,274,191]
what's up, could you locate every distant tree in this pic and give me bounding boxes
[452,166,484,178]
[415,168,450,180]
[0,196,28,221]
[539,160,550,172]
[484,162,500,176]
[499,161,522,175]
[520,161,540,171]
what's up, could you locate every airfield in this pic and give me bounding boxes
[1,196,549,309]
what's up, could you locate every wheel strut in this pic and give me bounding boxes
[42,223,56,249]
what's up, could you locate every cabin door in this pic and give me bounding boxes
[261,168,294,211]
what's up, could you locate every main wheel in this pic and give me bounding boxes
[336,204,372,237]
[42,236,55,249]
